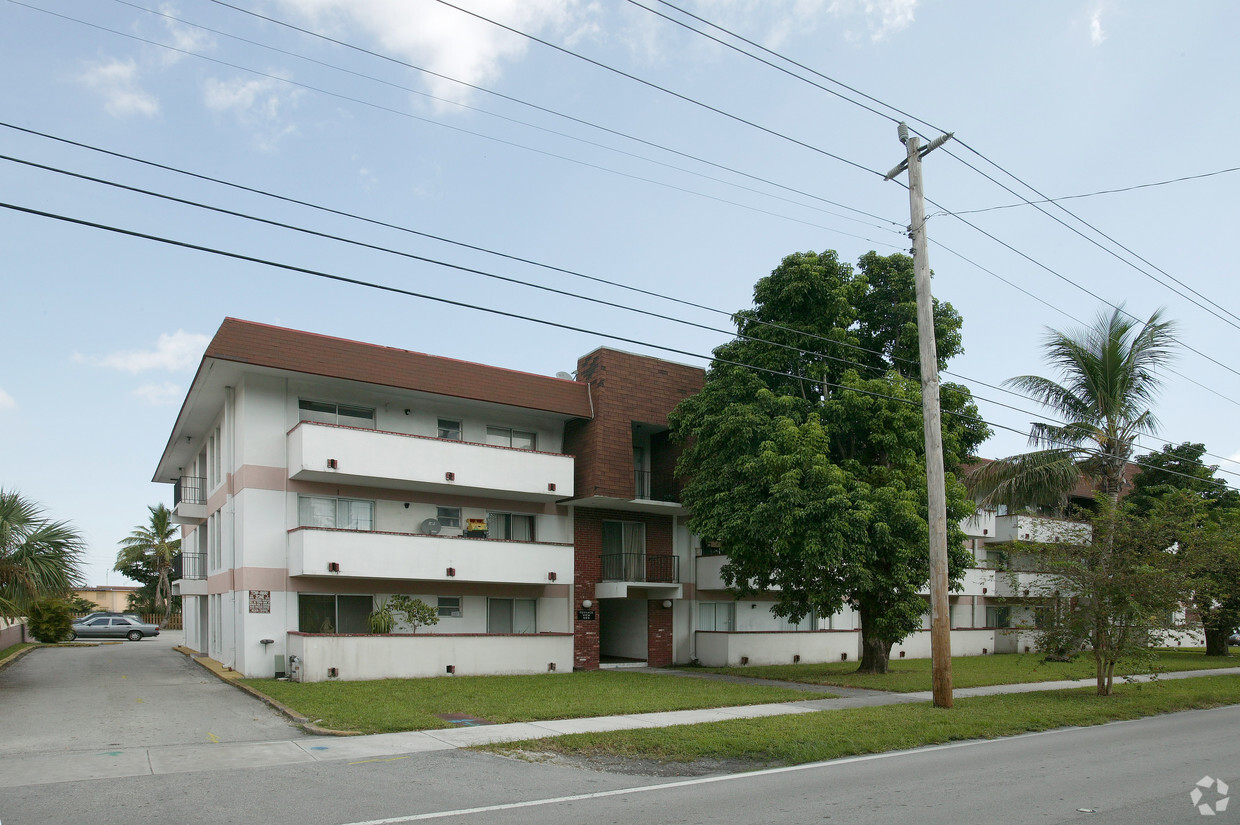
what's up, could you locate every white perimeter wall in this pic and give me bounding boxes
[287,632,573,681]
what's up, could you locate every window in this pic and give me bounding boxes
[437,596,462,618]
[436,506,461,528]
[776,608,817,632]
[298,594,373,633]
[698,602,735,631]
[986,605,1012,628]
[299,400,375,428]
[437,418,462,440]
[487,598,536,634]
[486,426,536,451]
[603,520,645,580]
[299,496,374,531]
[488,512,535,541]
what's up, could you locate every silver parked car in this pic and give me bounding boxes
[68,615,160,641]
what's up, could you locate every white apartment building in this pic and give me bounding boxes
[161,319,1193,682]
[160,319,590,681]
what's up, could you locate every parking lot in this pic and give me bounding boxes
[0,631,302,757]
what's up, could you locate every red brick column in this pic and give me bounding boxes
[574,509,601,670]
[648,599,673,667]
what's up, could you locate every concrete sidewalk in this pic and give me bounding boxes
[3,660,1235,789]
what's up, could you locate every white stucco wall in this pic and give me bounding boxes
[287,632,574,681]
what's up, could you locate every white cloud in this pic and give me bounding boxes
[158,3,216,65]
[1090,9,1105,45]
[134,382,185,406]
[276,0,588,110]
[1087,0,1109,46]
[203,75,304,150]
[76,330,209,373]
[205,74,305,148]
[0,387,15,411]
[78,58,159,117]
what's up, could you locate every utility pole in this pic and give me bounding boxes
[885,122,954,709]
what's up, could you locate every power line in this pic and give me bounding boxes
[413,0,885,178]
[114,0,899,230]
[13,0,894,242]
[632,0,1240,362]
[945,165,1240,216]
[12,126,1239,474]
[4,195,1235,490]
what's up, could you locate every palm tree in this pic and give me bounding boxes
[967,306,1178,510]
[0,490,86,619]
[115,504,180,627]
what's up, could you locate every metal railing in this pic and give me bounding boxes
[633,470,678,502]
[601,553,679,583]
[174,476,207,506]
[175,552,207,581]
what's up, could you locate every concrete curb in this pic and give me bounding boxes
[0,643,38,673]
[174,645,363,736]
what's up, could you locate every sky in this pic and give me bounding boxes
[2,0,1238,588]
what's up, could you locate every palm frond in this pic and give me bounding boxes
[965,449,1081,512]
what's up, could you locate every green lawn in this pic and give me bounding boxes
[0,642,34,661]
[242,670,818,734]
[490,675,1240,766]
[698,649,1240,692]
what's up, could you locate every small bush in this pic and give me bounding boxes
[27,598,73,642]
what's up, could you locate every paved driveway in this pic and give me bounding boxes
[0,631,302,757]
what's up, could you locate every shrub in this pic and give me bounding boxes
[27,598,73,642]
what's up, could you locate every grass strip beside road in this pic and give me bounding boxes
[489,675,1240,767]
[242,670,818,734]
[700,649,1240,692]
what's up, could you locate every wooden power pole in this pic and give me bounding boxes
[885,122,955,709]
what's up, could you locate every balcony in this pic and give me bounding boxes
[288,422,572,501]
[288,527,572,585]
[170,552,208,597]
[596,553,681,599]
[174,552,207,581]
[634,470,679,503]
[171,476,207,525]
[994,514,1090,545]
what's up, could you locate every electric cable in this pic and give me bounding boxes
[2,196,1233,489]
[409,0,885,178]
[9,133,1237,474]
[111,0,899,230]
[635,1,1240,352]
[10,0,894,241]
[947,166,1240,216]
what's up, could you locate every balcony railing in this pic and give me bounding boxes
[633,470,678,502]
[174,552,207,581]
[601,553,679,583]
[174,476,207,506]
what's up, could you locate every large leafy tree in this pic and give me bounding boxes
[670,250,989,673]
[1127,443,1240,656]
[967,306,1178,510]
[0,490,86,619]
[115,504,180,627]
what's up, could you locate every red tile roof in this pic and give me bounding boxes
[206,318,593,418]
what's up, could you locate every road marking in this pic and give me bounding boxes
[349,757,411,766]
[335,727,1082,824]
[205,732,220,744]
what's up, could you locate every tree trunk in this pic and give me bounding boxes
[856,603,893,674]
[1204,627,1231,657]
[157,568,171,629]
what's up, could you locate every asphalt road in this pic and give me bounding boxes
[1,681,1237,824]
[1,638,1237,825]
[0,630,301,757]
